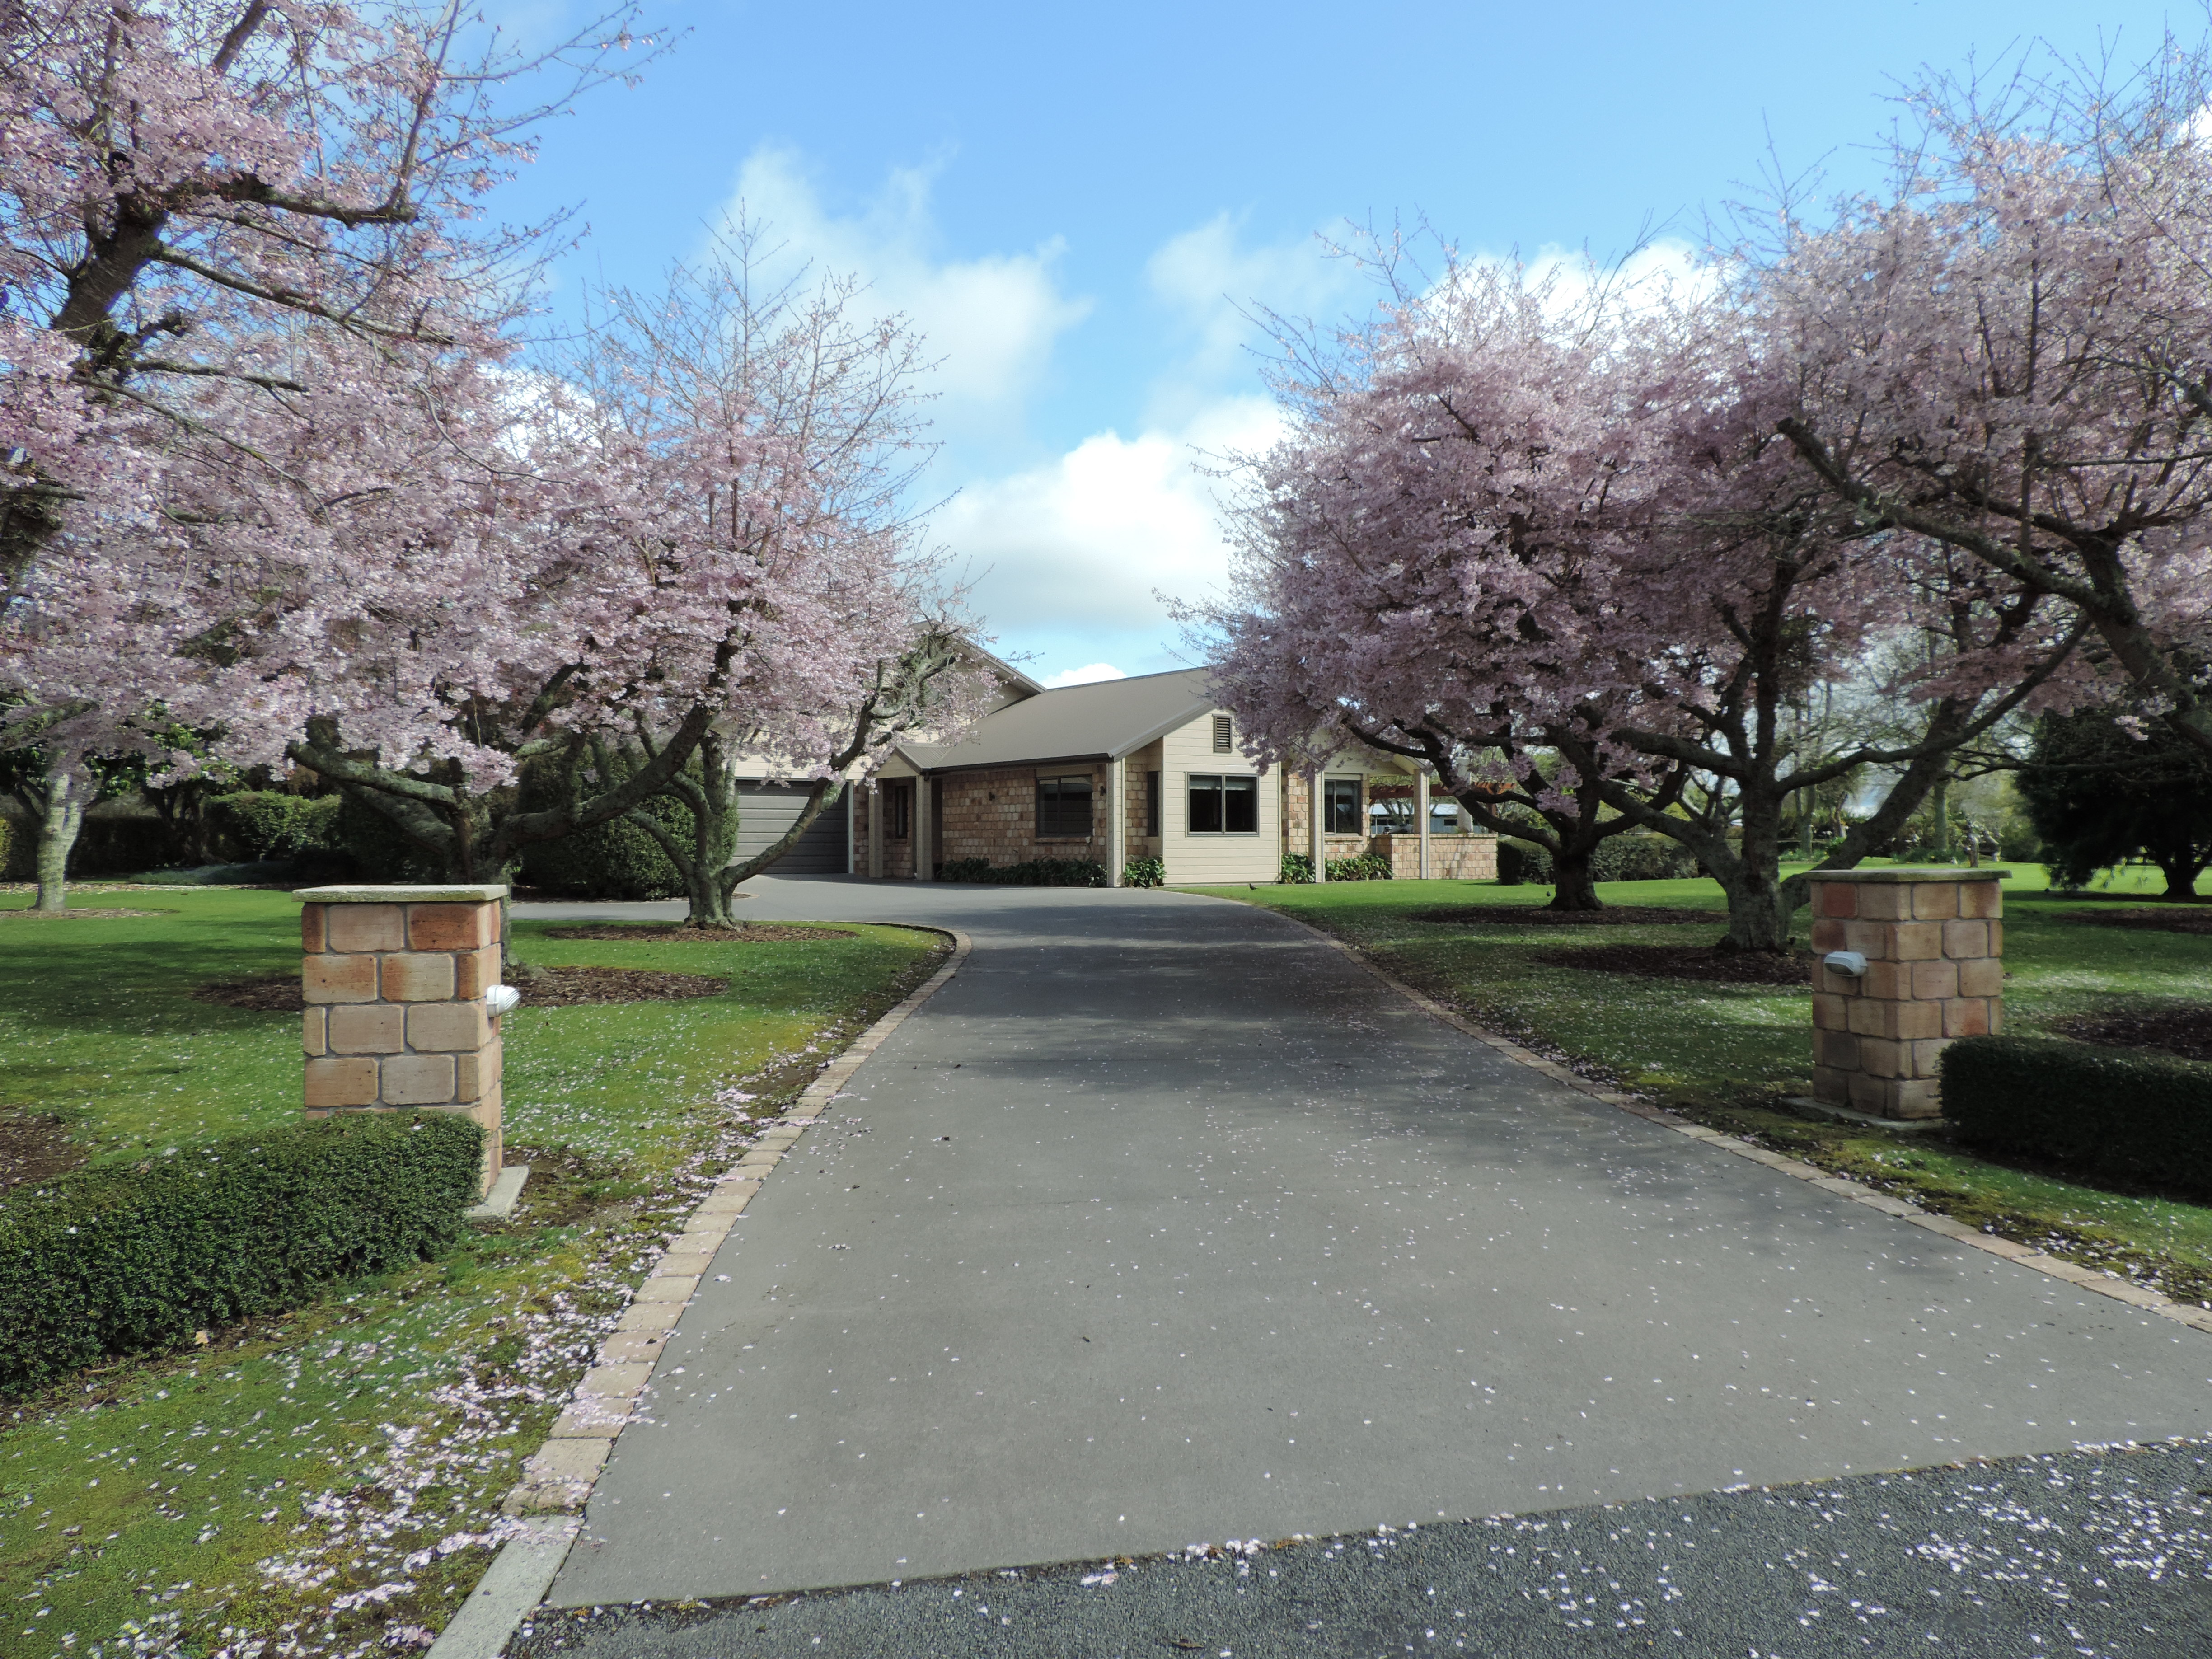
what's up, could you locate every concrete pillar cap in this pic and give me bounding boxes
[1804,868,2008,884]
[296,884,510,903]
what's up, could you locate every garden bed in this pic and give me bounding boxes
[1413,904,1716,927]
[2052,1005,2212,1063]
[193,965,732,1010]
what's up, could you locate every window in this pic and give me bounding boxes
[883,782,912,839]
[1324,777,1362,834]
[1036,773,1094,838]
[1188,774,1258,834]
[1146,770,1161,836]
[1212,714,1233,753]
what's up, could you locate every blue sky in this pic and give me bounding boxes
[492,1,2188,685]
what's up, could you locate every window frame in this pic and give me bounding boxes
[1186,773,1260,835]
[1035,773,1095,839]
[884,781,912,840]
[1323,776,1363,835]
[1145,770,1162,837]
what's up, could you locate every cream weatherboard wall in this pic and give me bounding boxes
[1158,711,1279,884]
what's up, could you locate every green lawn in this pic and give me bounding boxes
[1191,870,2212,1306]
[0,888,947,1659]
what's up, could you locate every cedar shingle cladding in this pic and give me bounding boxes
[938,766,1098,864]
[932,764,1160,866]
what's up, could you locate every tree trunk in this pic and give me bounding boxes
[35,759,86,914]
[1927,772,1951,861]
[1547,848,1603,911]
[2154,853,2205,900]
[1713,791,1796,951]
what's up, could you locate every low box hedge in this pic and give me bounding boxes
[0,1111,483,1397]
[1940,1035,2212,1195]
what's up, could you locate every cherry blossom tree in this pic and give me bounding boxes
[1204,249,2089,950]
[1764,49,2212,757]
[271,244,960,885]
[0,0,660,577]
[0,0,666,904]
[606,628,986,927]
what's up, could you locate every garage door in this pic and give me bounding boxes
[735,783,849,875]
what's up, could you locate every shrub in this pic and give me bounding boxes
[1940,1035,2212,1196]
[336,791,446,883]
[1281,852,1314,884]
[207,790,341,861]
[1497,834,1698,886]
[1122,857,1165,888]
[0,1112,482,1397]
[934,857,1107,887]
[1326,852,1393,881]
[510,763,688,900]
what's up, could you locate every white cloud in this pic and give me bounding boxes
[1140,213,1361,427]
[716,147,1091,418]
[934,394,1284,640]
[1041,662,1129,688]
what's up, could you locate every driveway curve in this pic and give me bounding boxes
[529,876,2211,1607]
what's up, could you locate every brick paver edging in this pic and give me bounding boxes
[1279,915,2212,1340]
[424,926,973,1659]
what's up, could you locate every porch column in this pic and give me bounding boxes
[1416,772,1432,879]
[1106,756,1127,887]
[1308,772,1327,883]
[867,782,884,879]
[915,775,934,881]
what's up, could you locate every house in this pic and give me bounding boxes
[849,667,1498,886]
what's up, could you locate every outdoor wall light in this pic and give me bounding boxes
[485,984,522,1017]
[1822,950,1868,978]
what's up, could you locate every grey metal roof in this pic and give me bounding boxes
[900,667,1214,772]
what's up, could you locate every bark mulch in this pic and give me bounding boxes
[192,966,729,1012]
[1532,942,1814,985]
[1414,905,1720,927]
[0,1112,85,1189]
[2066,907,2212,937]
[2049,1007,2212,1064]
[540,923,851,942]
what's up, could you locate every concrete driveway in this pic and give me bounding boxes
[524,877,2212,1608]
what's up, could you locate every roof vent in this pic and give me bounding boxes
[1212,715,1233,753]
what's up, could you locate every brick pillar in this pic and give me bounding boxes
[1808,867,2006,1120]
[298,884,510,1195]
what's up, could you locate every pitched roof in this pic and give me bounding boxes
[900,667,1214,771]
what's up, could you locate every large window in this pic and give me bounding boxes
[1188,774,1259,834]
[1036,774,1094,838]
[882,782,912,839]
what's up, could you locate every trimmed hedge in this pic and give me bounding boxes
[0,1112,482,1397]
[1940,1035,2212,1195]
[936,857,1107,886]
